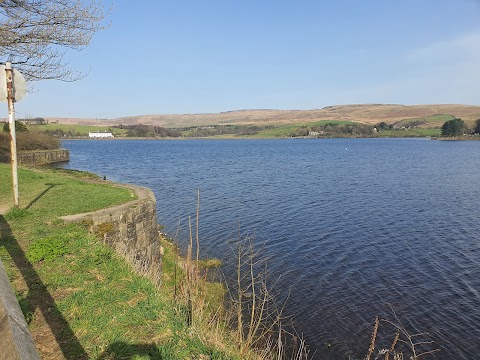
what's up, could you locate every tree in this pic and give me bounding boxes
[474,119,480,135]
[441,118,466,137]
[3,120,28,132]
[0,0,108,82]
[375,122,389,131]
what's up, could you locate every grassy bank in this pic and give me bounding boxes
[36,123,127,137]
[0,164,242,359]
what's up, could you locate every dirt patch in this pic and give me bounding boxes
[0,204,10,214]
[31,308,66,360]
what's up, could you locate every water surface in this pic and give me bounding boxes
[60,138,480,359]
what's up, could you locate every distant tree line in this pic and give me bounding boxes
[44,129,84,138]
[112,124,181,138]
[184,124,273,137]
[282,117,480,138]
[291,123,376,137]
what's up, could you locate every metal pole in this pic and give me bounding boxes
[6,62,19,207]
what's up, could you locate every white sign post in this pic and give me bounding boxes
[0,62,26,208]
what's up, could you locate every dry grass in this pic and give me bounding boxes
[44,104,480,128]
[364,307,440,360]
[171,192,311,360]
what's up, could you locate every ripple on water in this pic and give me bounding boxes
[60,138,480,360]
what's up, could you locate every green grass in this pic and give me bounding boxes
[376,129,420,137]
[251,124,300,138]
[378,128,441,137]
[0,165,135,215]
[179,118,441,139]
[30,124,126,136]
[411,128,442,136]
[395,114,455,127]
[251,120,358,138]
[423,114,456,123]
[0,164,237,359]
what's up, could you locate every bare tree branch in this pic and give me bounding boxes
[0,0,108,82]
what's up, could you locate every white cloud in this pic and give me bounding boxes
[406,32,480,65]
[336,32,480,105]
[402,32,480,103]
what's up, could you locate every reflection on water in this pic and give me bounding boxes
[60,138,480,359]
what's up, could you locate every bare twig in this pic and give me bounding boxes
[0,0,110,82]
[366,316,379,360]
[366,306,440,360]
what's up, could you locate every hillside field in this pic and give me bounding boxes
[37,104,480,129]
[3,104,477,138]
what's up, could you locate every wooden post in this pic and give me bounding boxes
[5,62,19,207]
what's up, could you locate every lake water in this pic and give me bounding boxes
[59,138,480,359]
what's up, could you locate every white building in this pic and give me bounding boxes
[89,131,114,138]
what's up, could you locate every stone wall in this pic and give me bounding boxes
[62,184,162,286]
[18,149,69,165]
[0,259,41,360]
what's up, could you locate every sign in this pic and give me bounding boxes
[0,65,27,102]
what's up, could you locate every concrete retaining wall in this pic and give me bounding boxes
[62,183,162,286]
[0,259,40,360]
[18,149,69,165]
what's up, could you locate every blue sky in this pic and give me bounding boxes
[13,0,480,119]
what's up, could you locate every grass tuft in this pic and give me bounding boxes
[5,207,29,220]
[26,235,68,263]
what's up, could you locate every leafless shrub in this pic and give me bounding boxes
[171,192,311,359]
[16,131,60,150]
[0,130,60,161]
[365,306,440,360]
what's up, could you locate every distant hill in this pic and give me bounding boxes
[45,104,480,128]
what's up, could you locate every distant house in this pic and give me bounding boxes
[89,131,114,138]
[19,117,46,125]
